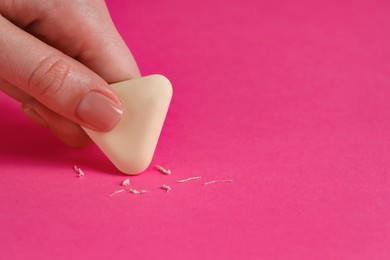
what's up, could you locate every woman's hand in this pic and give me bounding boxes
[0,0,140,147]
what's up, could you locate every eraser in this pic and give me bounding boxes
[82,74,172,175]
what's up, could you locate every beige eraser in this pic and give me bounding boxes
[82,75,172,175]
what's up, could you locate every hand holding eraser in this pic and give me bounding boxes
[81,75,172,175]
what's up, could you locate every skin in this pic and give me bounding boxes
[0,0,140,147]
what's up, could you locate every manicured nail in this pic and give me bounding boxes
[76,91,123,131]
[23,106,48,128]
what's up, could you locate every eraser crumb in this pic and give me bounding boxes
[156,165,172,175]
[130,188,148,194]
[161,184,172,193]
[73,165,85,177]
[129,188,140,194]
[109,189,125,197]
[177,176,201,183]
[204,180,233,185]
[122,179,130,186]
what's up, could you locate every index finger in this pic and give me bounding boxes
[0,0,140,83]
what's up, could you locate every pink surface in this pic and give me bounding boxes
[1,0,390,259]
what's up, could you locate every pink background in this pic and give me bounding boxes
[1,0,390,259]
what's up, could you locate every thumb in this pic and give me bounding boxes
[0,16,122,132]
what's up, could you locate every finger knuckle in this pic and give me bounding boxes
[28,55,71,99]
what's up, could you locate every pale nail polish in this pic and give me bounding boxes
[76,91,123,131]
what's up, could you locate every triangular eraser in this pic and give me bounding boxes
[82,74,172,175]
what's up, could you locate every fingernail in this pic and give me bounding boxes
[76,91,123,131]
[23,106,48,128]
